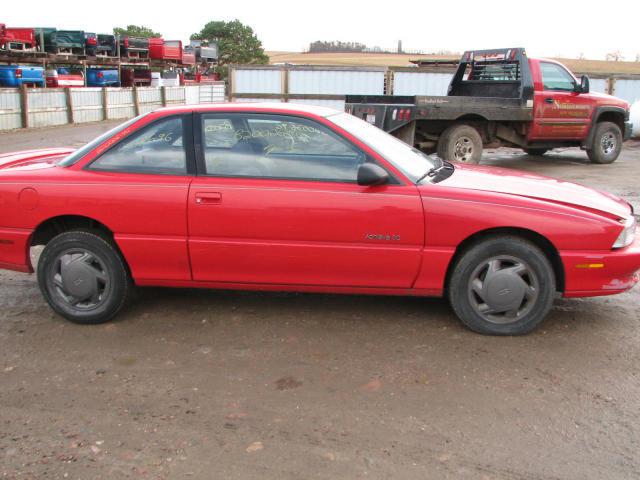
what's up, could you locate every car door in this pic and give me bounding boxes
[531,61,594,140]
[83,114,194,282]
[187,111,424,288]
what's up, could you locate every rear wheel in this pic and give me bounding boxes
[587,121,622,164]
[448,236,556,335]
[437,124,483,164]
[524,148,548,156]
[37,230,130,324]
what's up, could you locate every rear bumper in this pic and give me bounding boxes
[624,122,633,141]
[562,237,640,297]
[0,228,32,273]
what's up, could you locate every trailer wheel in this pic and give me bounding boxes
[437,124,483,164]
[587,122,622,164]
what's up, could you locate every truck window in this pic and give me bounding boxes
[465,62,520,81]
[540,62,576,92]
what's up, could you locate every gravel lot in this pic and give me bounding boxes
[1,122,639,479]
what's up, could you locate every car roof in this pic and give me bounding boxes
[155,102,342,118]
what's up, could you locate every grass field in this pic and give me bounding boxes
[267,51,640,76]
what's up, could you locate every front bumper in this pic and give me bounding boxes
[624,121,633,141]
[562,236,640,297]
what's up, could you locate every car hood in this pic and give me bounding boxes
[0,148,75,170]
[433,163,631,219]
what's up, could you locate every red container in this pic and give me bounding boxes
[0,25,36,50]
[148,38,182,61]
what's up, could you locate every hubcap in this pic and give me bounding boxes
[50,249,110,311]
[454,136,474,163]
[601,132,616,155]
[467,255,539,324]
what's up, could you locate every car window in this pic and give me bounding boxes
[89,116,187,175]
[201,114,367,182]
[540,62,576,91]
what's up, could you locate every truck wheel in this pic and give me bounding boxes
[37,230,131,325]
[587,122,622,164]
[437,124,482,164]
[524,148,548,156]
[448,236,556,335]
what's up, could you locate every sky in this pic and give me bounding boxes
[4,0,639,61]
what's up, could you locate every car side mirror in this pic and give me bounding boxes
[576,75,590,94]
[357,163,389,186]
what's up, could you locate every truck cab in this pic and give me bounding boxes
[347,48,632,165]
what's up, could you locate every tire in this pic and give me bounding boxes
[587,121,622,164]
[524,148,548,156]
[437,124,483,164]
[37,230,130,324]
[448,236,556,335]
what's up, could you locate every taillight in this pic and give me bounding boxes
[123,38,129,48]
[15,68,22,78]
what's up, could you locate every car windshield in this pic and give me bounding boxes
[329,112,437,183]
[57,114,148,167]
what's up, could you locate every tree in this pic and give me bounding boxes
[113,25,161,38]
[191,20,268,67]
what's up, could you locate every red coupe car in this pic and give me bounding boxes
[0,103,638,335]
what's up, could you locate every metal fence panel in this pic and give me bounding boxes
[72,88,103,123]
[107,88,135,119]
[393,72,454,96]
[0,89,22,130]
[199,83,226,103]
[589,78,607,95]
[28,89,68,128]
[185,86,200,105]
[137,87,163,114]
[289,70,384,95]
[614,79,640,104]
[234,69,282,94]
[165,86,185,105]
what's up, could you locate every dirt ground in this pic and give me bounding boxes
[0,123,639,479]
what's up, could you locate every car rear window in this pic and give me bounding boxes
[57,114,148,167]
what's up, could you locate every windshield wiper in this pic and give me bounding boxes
[415,159,454,184]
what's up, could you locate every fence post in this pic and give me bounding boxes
[102,87,109,120]
[65,88,75,124]
[161,86,167,107]
[281,67,289,102]
[20,84,29,129]
[607,77,616,96]
[133,86,140,115]
[227,65,234,102]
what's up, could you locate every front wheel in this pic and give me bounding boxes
[37,230,131,324]
[587,121,622,164]
[437,124,483,164]
[448,237,556,335]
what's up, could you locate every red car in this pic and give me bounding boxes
[0,104,638,335]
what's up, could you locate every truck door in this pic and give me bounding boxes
[531,61,593,140]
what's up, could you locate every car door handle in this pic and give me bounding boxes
[545,97,554,104]
[195,192,222,205]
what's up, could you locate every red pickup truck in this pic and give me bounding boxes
[347,48,633,164]
[0,24,36,51]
